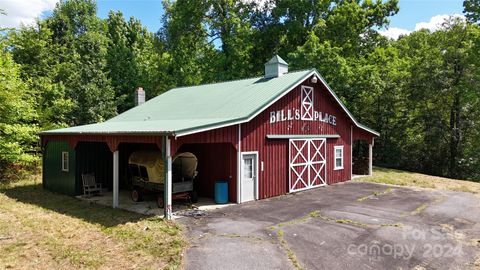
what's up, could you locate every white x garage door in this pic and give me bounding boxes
[289,138,327,192]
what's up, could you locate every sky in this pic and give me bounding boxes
[0,0,466,39]
[380,0,465,39]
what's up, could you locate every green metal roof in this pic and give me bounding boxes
[41,68,380,137]
[42,70,313,136]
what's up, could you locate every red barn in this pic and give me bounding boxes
[41,55,378,219]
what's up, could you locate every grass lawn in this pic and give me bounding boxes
[0,175,186,270]
[354,167,480,194]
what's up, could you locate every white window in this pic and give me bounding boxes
[62,151,69,172]
[334,146,343,170]
[243,158,253,179]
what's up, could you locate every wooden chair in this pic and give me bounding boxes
[82,173,103,197]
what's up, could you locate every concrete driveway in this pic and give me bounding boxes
[179,182,480,270]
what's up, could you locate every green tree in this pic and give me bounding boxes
[46,0,116,125]
[0,45,39,167]
[9,22,73,130]
[389,19,480,179]
[255,0,399,60]
[106,11,136,111]
[161,0,258,83]
[161,0,215,86]
[288,30,352,99]
[2,0,480,182]
[205,0,256,80]
[106,11,163,111]
[464,0,480,23]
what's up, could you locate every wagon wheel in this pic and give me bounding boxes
[131,189,143,202]
[157,196,165,208]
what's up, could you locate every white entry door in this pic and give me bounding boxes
[289,139,327,192]
[241,153,257,202]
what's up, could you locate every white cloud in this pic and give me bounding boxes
[414,14,466,32]
[0,0,59,29]
[379,14,467,40]
[378,27,412,40]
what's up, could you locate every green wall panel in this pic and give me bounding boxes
[75,142,112,193]
[43,141,77,195]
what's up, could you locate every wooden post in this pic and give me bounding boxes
[164,137,173,220]
[368,141,373,176]
[113,150,119,208]
[350,125,353,180]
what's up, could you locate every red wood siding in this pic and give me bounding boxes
[171,125,238,202]
[170,125,238,155]
[241,76,353,199]
[353,128,375,144]
[177,143,236,201]
[171,75,372,201]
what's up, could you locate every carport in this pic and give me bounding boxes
[41,134,177,218]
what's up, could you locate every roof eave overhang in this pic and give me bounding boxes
[39,131,175,137]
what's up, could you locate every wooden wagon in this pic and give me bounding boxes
[128,151,198,208]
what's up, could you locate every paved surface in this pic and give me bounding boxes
[76,191,232,216]
[179,182,480,270]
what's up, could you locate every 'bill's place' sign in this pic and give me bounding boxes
[269,109,337,125]
[269,86,337,126]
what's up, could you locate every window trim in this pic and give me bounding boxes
[334,146,344,170]
[61,151,69,172]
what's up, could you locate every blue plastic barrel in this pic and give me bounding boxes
[214,180,229,204]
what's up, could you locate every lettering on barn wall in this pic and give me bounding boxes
[269,85,337,126]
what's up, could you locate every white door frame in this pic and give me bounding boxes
[288,138,327,193]
[239,151,259,203]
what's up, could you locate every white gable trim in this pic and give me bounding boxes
[175,69,379,137]
[313,70,380,136]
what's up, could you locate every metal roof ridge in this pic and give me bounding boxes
[169,69,312,91]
